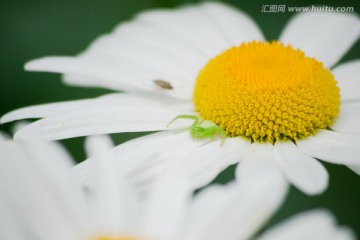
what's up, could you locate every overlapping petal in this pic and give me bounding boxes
[273,141,328,195]
[297,130,360,165]
[333,61,360,102]
[257,210,355,240]
[331,102,360,134]
[280,12,360,67]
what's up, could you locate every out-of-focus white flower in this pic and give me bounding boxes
[0,133,355,240]
[2,2,360,196]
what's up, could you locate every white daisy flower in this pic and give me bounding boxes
[2,2,360,195]
[0,134,355,240]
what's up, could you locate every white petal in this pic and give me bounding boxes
[347,164,360,175]
[183,173,287,240]
[181,183,243,240]
[273,141,328,195]
[110,21,207,67]
[297,130,360,165]
[89,135,137,236]
[0,142,82,240]
[13,103,195,140]
[20,141,89,236]
[257,209,355,240]
[25,56,195,100]
[1,92,193,124]
[85,25,203,80]
[179,137,247,189]
[84,34,198,82]
[142,174,191,240]
[332,61,360,102]
[331,102,360,134]
[80,47,196,100]
[136,3,232,58]
[81,143,143,236]
[62,74,116,90]
[0,197,27,240]
[63,17,209,99]
[128,136,247,192]
[233,143,289,239]
[1,95,112,124]
[25,57,139,91]
[236,142,287,187]
[332,227,357,240]
[332,60,360,101]
[122,132,217,193]
[74,131,201,193]
[200,2,265,45]
[84,134,114,159]
[74,129,242,197]
[74,131,172,185]
[280,12,360,67]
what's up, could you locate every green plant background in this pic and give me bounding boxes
[1,0,359,236]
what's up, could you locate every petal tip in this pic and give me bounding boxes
[0,116,7,125]
[0,113,12,124]
[24,56,70,72]
[13,130,28,141]
[24,58,46,71]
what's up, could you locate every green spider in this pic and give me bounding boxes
[167,115,226,145]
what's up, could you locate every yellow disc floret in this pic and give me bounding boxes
[193,41,340,143]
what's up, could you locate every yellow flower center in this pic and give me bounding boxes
[193,41,340,143]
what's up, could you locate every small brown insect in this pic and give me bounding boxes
[154,79,173,90]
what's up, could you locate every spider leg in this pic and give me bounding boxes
[173,127,191,135]
[167,115,199,128]
[206,127,226,146]
[209,130,218,142]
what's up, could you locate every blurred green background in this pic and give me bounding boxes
[1,0,360,236]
